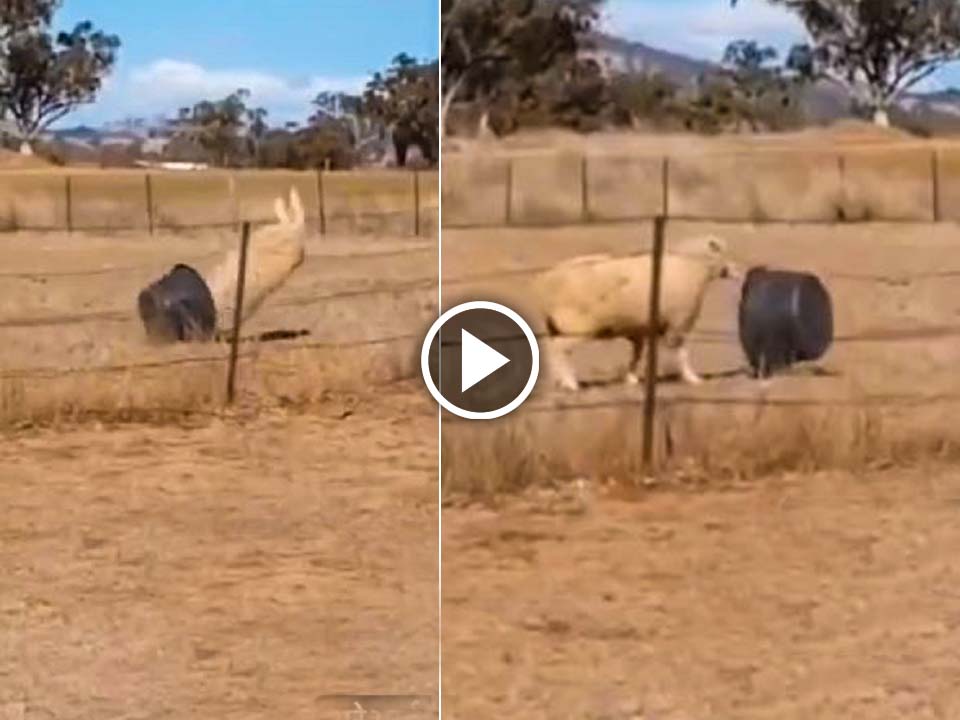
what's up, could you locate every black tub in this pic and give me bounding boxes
[137,264,217,343]
[737,266,833,378]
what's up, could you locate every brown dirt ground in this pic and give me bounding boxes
[442,465,960,719]
[0,383,439,720]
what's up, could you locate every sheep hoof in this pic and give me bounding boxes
[682,373,704,386]
[624,372,640,386]
[556,377,580,392]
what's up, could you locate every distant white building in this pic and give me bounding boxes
[134,160,209,171]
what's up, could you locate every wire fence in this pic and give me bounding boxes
[0,167,438,237]
[5,191,960,448]
[443,148,956,229]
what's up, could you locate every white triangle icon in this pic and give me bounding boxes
[461,329,511,392]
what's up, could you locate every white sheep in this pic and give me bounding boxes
[206,186,307,332]
[533,234,740,390]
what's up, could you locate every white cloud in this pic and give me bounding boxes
[601,0,806,60]
[66,59,369,126]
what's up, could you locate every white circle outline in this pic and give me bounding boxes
[420,300,540,421]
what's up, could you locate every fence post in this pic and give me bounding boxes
[145,173,154,235]
[661,156,670,218]
[317,170,327,236]
[837,154,847,221]
[505,158,513,226]
[580,155,589,222]
[642,215,666,471]
[228,172,240,232]
[64,175,73,233]
[413,170,421,236]
[932,149,940,223]
[225,221,251,405]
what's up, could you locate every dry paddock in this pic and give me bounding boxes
[0,227,440,719]
[439,217,960,718]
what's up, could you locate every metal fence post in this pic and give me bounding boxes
[225,221,251,405]
[642,215,666,470]
[64,175,73,233]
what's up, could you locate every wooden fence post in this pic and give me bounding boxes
[932,149,941,223]
[145,173,155,235]
[414,170,421,236]
[505,158,514,226]
[661,156,670,218]
[64,175,73,233]
[642,215,666,470]
[317,170,327,236]
[581,155,589,222]
[225,221,251,405]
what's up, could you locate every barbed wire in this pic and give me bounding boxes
[0,330,422,380]
[0,241,434,281]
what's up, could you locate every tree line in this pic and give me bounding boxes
[0,1,438,169]
[442,0,960,137]
[5,0,960,163]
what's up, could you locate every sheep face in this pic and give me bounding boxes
[699,235,742,282]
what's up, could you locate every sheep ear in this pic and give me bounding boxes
[274,196,291,225]
[288,187,305,226]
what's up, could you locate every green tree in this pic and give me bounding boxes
[170,88,268,167]
[710,39,805,131]
[362,53,438,166]
[0,8,119,154]
[440,0,602,137]
[608,72,680,129]
[0,0,58,43]
[731,0,960,126]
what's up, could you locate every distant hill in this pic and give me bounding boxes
[583,31,960,134]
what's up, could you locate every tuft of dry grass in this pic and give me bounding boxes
[441,398,960,504]
[0,337,417,432]
[442,422,551,503]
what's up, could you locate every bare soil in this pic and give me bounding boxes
[442,466,960,719]
[0,384,439,720]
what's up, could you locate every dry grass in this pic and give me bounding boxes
[0,167,435,236]
[0,337,416,432]
[441,395,960,504]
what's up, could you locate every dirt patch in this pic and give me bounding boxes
[0,384,438,719]
[443,466,960,718]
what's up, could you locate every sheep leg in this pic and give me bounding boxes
[676,342,703,385]
[547,336,580,391]
[664,332,703,385]
[624,335,645,386]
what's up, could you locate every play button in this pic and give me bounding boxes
[460,329,510,392]
[421,300,540,420]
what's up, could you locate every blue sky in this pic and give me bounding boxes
[603,0,960,91]
[55,1,438,127]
